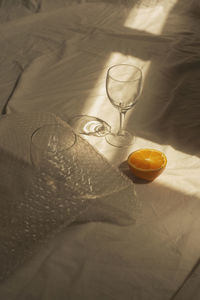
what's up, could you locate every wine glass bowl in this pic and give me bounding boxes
[30,124,76,171]
[105,64,142,147]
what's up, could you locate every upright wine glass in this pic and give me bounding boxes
[105,64,142,147]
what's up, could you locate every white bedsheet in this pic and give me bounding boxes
[0,0,200,299]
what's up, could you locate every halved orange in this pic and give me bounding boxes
[127,149,167,181]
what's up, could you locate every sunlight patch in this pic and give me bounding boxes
[82,52,151,121]
[124,2,177,35]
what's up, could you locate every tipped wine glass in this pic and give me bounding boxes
[68,115,111,137]
[30,123,134,204]
[105,64,142,147]
[30,124,76,173]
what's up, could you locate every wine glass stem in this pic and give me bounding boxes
[117,109,126,135]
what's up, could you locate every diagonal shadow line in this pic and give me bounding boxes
[1,0,199,158]
[3,168,200,298]
[2,61,24,115]
[170,259,200,300]
[100,0,200,158]
[70,0,199,157]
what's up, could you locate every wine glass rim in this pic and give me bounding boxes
[31,123,76,152]
[107,64,142,83]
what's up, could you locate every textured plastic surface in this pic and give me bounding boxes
[0,112,138,281]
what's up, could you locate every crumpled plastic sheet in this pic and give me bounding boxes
[0,112,139,281]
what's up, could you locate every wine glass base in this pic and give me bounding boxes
[105,130,135,147]
[68,115,111,137]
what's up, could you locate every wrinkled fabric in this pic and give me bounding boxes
[0,1,200,299]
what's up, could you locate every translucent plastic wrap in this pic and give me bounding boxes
[0,112,138,281]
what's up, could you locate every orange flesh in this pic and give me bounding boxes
[128,149,166,170]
